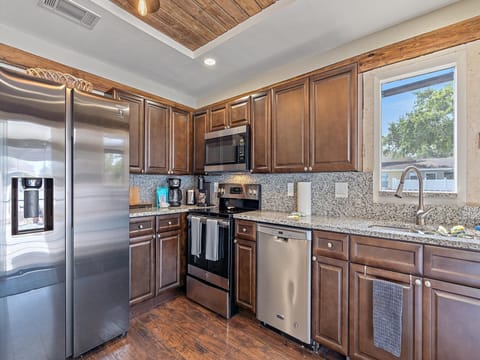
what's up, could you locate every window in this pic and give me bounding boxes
[380,66,456,193]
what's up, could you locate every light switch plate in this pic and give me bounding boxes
[335,182,348,198]
[287,183,294,197]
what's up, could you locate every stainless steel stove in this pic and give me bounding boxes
[186,183,261,318]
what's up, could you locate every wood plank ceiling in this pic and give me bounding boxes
[110,0,277,51]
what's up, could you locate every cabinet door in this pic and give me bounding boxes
[112,90,144,173]
[170,108,191,174]
[272,78,309,172]
[235,238,256,313]
[193,111,208,174]
[229,96,250,128]
[312,256,348,355]
[349,263,422,360]
[423,278,480,360]
[145,100,169,174]
[130,235,155,305]
[310,63,358,171]
[156,230,180,293]
[209,104,228,131]
[251,91,271,173]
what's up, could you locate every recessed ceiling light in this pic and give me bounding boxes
[204,58,216,66]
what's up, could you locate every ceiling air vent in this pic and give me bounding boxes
[38,0,101,29]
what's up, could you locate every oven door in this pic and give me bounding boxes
[204,125,250,172]
[187,215,231,279]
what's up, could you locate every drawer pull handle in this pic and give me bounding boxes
[138,225,144,229]
[168,221,172,225]
[425,280,431,288]
[327,242,333,249]
[312,256,317,261]
[242,228,247,233]
[415,279,422,286]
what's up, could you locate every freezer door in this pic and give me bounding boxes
[0,68,66,360]
[72,90,130,356]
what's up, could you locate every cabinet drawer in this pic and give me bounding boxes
[424,245,480,288]
[235,220,256,241]
[129,216,155,237]
[313,230,349,260]
[156,214,181,232]
[350,235,423,275]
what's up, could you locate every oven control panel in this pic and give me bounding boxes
[218,183,261,201]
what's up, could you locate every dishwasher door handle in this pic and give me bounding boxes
[274,236,288,242]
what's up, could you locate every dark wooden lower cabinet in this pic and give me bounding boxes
[156,230,181,293]
[423,278,480,360]
[312,256,348,355]
[349,263,422,360]
[235,238,256,313]
[129,234,155,305]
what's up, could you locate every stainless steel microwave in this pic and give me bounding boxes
[204,125,250,172]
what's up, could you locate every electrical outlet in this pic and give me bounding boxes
[287,183,294,197]
[335,182,348,198]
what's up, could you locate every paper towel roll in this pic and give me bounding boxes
[297,182,311,216]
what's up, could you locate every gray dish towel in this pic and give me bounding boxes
[373,278,403,358]
[205,219,219,261]
[190,216,202,256]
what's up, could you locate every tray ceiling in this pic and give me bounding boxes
[110,0,277,50]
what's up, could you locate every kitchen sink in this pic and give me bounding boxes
[368,224,438,236]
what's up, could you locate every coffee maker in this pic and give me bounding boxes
[167,178,182,207]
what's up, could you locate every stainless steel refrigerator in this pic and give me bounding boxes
[0,67,130,359]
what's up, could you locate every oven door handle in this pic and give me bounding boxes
[187,215,230,228]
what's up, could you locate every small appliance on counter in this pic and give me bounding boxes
[167,178,182,207]
[186,189,195,205]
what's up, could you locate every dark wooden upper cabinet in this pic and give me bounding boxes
[209,104,228,131]
[423,278,480,360]
[349,263,423,360]
[193,111,208,174]
[144,100,169,174]
[229,96,250,128]
[251,91,271,173]
[110,90,145,173]
[170,108,191,174]
[310,63,359,171]
[271,78,309,173]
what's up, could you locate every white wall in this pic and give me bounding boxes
[196,0,480,107]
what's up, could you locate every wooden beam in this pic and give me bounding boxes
[0,43,194,112]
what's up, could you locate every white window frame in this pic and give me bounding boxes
[370,48,467,206]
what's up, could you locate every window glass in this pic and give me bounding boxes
[380,67,456,192]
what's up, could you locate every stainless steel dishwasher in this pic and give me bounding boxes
[257,223,312,344]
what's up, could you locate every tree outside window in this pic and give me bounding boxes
[380,67,456,192]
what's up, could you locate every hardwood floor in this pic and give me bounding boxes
[82,296,343,360]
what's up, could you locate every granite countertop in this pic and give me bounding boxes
[234,210,480,251]
[130,205,198,218]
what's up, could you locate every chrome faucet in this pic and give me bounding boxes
[394,166,433,226]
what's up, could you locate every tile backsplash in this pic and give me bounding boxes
[131,172,480,227]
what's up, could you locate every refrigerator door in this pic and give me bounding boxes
[71,90,130,356]
[0,68,66,360]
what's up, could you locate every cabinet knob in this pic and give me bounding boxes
[152,235,155,240]
[168,221,172,225]
[234,239,237,244]
[242,228,247,233]
[425,280,431,288]
[138,224,144,229]
[414,279,422,286]
[309,166,312,171]
[141,169,145,174]
[304,167,307,171]
[327,242,333,248]
[312,256,317,261]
